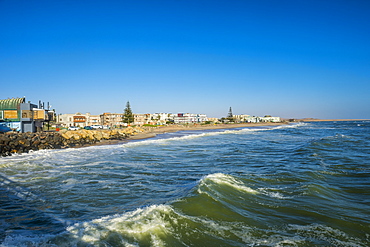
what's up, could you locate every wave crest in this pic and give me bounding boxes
[198,173,258,195]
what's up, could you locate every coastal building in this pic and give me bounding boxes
[233,114,251,123]
[233,114,281,123]
[171,113,208,124]
[57,113,88,128]
[207,117,220,123]
[0,97,53,132]
[87,114,101,126]
[57,112,103,128]
[134,114,151,126]
[100,113,123,128]
[259,116,281,122]
[149,113,171,125]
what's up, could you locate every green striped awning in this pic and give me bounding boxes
[0,97,25,110]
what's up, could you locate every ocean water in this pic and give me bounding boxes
[0,121,369,246]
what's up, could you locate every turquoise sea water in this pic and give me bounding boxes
[0,121,369,246]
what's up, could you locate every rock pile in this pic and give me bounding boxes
[0,127,145,157]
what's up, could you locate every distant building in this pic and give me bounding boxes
[171,113,208,124]
[207,117,220,123]
[233,114,251,123]
[57,112,103,128]
[259,116,281,123]
[233,114,281,123]
[57,113,88,128]
[134,114,151,126]
[100,113,123,128]
[87,114,101,126]
[149,113,171,125]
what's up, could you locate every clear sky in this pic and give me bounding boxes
[1,0,369,119]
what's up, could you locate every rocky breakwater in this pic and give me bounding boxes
[0,127,145,157]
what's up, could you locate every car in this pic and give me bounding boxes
[91,125,103,129]
[68,126,80,131]
[84,126,93,130]
[0,123,12,133]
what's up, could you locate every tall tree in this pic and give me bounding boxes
[122,101,134,125]
[227,107,233,118]
[227,107,234,121]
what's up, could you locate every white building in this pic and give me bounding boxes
[57,113,88,128]
[233,114,281,123]
[171,113,208,124]
[147,113,169,125]
[57,112,103,128]
[233,114,251,122]
[87,114,101,126]
[259,116,281,122]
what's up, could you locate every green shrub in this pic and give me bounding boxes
[142,124,158,127]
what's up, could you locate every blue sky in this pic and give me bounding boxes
[1,0,369,119]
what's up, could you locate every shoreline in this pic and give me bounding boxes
[0,122,286,156]
[96,122,286,146]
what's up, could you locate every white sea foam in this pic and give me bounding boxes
[258,187,291,199]
[63,204,175,246]
[288,223,363,246]
[199,173,258,194]
[274,122,308,129]
[121,126,279,149]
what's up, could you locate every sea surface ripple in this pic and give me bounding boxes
[0,121,369,246]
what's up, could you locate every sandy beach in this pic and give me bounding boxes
[52,122,287,150]
[125,122,285,141]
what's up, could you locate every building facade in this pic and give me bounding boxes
[171,113,208,124]
[57,112,103,128]
[87,114,101,126]
[100,113,123,128]
[233,114,281,123]
[134,114,151,126]
[259,116,281,122]
[0,97,53,132]
[57,113,86,128]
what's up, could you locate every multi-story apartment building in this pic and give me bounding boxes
[87,114,101,126]
[57,113,88,128]
[134,114,151,126]
[100,113,124,128]
[57,112,102,128]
